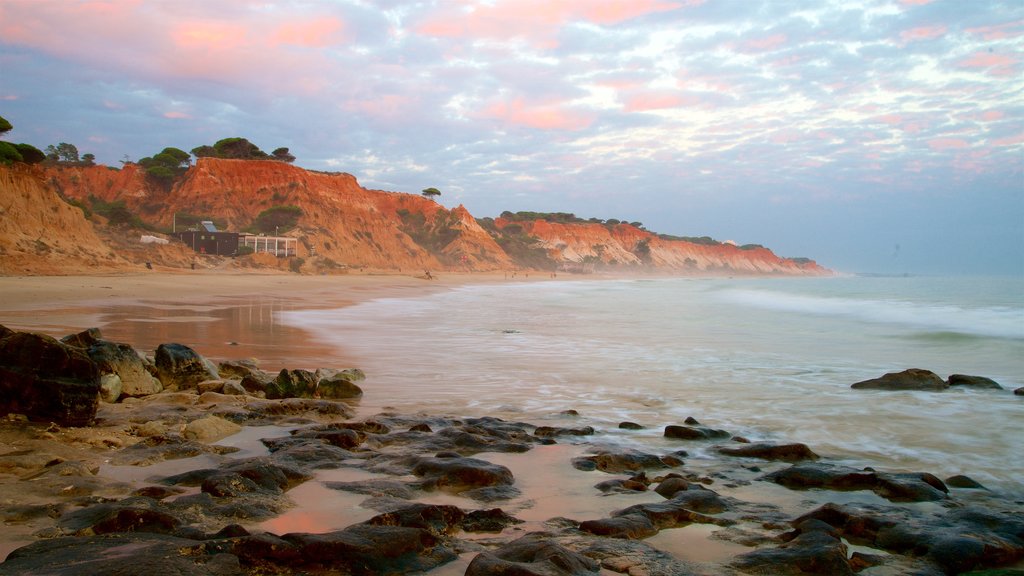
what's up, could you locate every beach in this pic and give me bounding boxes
[1,271,1022,575]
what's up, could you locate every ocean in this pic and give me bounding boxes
[281,274,1024,493]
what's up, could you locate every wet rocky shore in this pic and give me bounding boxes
[1,324,1022,575]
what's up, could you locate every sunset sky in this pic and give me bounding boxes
[1,0,1021,275]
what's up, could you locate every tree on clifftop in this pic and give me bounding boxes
[138,147,191,187]
[0,116,45,165]
[191,137,295,162]
[422,187,441,199]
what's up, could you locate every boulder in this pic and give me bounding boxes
[0,533,240,576]
[86,340,162,398]
[534,425,594,438]
[851,368,948,391]
[1016,387,1024,396]
[411,455,514,492]
[183,415,242,443]
[580,513,658,539]
[664,424,731,440]
[764,463,949,502]
[731,518,855,575]
[280,524,456,574]
[154,343,219,389]
[947,374,1003,389]
[465,534,600,576]
[266,368,318,399]
[718,442,820,462]
[364,503,466,537]
[59,327,104,349]
[316,374,364,399]
[571,449,677,473]
[217,359,263,379]
[0,330,100,426]
[56,495,181,536]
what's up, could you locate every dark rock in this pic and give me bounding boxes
[409,423,432,432]
[664,424,730,440]
[948,374,1004,389]
[56,496,181,536]
[718,442,820,462]
[411,456,514,492]
[154,343,219,390]
[580,513,658,539]
[85,340,162,398]
[0,533,240,576]
[796,503,1024,575]
[534,425,594,438]
[465,533,600,575]
[595,473,649,493]
[851,368,948,391]
[266,368,318,399]
[0,330,100,426]
[732,518,855,575]
[764,463,948,502]
[1016,387,1024,396]
[618,421,644,430]
[282,524,456,574]
[462,508,523,532]
[571,449,674,473]
[315,368,365,399]
[238,372,271,394]
[364,503,465,537]
[653,476,690,499]
[59,327,104,349]
[612,488,732,528]
[161,458,308,501]
[946,474,988,489]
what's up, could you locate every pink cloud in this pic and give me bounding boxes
[740,33,787,53]
[928,138,970,151]
[958,52,1019,76]
[981,110,1005,121]
[900,24,947,43]
[991,133,1024,147]
[272,17,345,48]
[415,0,683,48]
[1,94,18,101]
[966,20,1024,41]
[898,0,936,6]
[163,111,191,120]
[623,92,694,112]
[478,97,594,131]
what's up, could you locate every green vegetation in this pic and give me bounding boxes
[137,147,190,187]
[0,116,46,166]
[477,217,557,270]
[88,195,149,229]
[191,137,295,162]
[739,243,764,251]
[397,208,462,253]
[657,233,722,246]
[250,205,303,234]
[421,187,441,199]
[289,257,305,273]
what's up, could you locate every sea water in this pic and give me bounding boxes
[281,275,1024,493]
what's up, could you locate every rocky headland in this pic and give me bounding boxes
[1,323,1021,576]
[2,162,828,277]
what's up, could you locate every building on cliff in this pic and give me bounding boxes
[172,221,297,257]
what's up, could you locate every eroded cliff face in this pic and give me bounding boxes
[33,159,827,276]
[0,165,126,274]
[500,218,827,275]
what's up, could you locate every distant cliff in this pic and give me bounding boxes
[8,159,828,276]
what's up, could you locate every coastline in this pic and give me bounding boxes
[1,271,1022,575]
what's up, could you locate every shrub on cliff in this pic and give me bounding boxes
[137,147,190,187]
[250,205,303,234]
[191,137,295,162]
[0,116,46,165]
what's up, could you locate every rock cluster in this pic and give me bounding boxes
[0,331,1021,575]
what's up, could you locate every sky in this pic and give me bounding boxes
[1,0,1022,275]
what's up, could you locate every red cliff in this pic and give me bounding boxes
[21,159,828,276]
